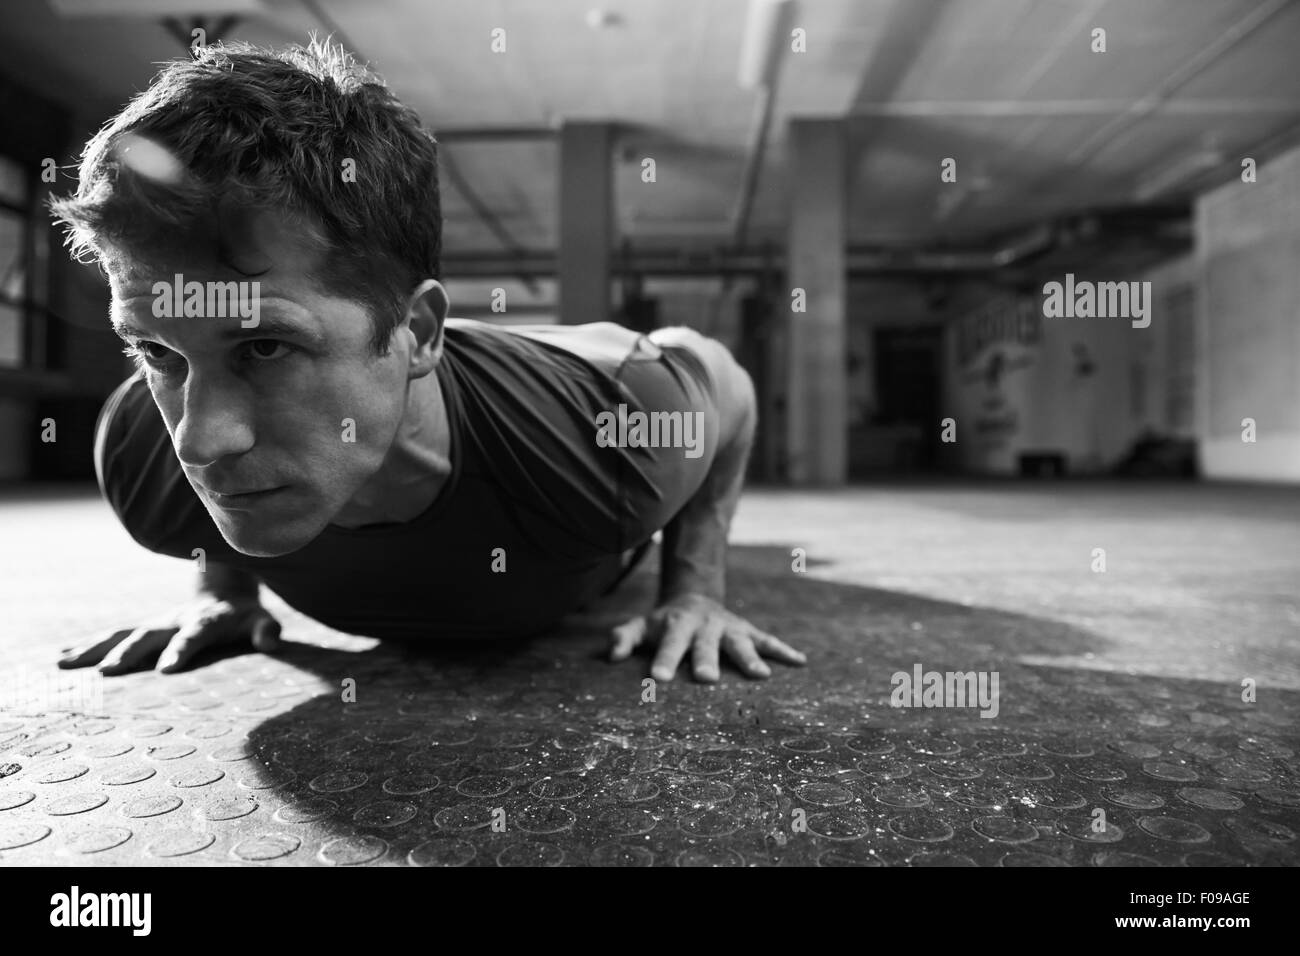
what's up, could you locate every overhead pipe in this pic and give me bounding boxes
[434,126,558,143]
[442,205,1190,280]
[442,221,1057,278]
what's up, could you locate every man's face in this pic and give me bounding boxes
[109,212,415,557]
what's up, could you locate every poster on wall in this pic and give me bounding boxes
[949,295,1043,473]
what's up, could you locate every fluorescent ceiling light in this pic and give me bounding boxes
[737,0,794,89]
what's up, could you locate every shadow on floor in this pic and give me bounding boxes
[205,546,1300,865]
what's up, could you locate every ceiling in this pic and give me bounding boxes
[4,0,1299,263]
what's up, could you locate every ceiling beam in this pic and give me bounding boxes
[1065,0,1296,167]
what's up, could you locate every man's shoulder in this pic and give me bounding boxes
[445,318,656,376]
[437,319,653,554]
[93,372,162,493]
[94,373,202,555]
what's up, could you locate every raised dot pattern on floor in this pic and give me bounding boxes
[1,644,1298,867]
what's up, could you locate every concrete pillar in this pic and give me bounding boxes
[558,122,613,324]
[1195,144,1300,482]
[785,119,848,484]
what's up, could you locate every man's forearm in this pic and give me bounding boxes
[659,419,752,603]
[198,561,261,600]
[656,333,757,604]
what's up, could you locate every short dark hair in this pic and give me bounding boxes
[51,37,441,353]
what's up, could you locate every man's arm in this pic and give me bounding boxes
[608,326,806,682]
[652,326,755,604]
[198,562,262,600]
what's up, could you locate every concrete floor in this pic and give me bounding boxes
[1,480,1297,866]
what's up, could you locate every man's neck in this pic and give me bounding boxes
[330,371,452,528]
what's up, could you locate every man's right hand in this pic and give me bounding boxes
[58,596,282,675]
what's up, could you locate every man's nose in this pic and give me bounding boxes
[172,374,256,467]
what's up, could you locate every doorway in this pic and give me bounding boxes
[866,325,944,473]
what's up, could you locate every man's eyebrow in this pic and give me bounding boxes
[113,317,325,345]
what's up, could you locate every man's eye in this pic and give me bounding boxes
[127,341,179,367]
[246,340,290,360]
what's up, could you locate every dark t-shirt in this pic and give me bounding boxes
[94,319,719,640]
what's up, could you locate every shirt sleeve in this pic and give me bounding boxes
[93,373,205,559]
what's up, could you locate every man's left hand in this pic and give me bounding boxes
[608,593,807,683]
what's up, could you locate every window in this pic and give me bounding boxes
[0,154,30,368]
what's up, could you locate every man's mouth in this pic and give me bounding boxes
[202,484,291,507]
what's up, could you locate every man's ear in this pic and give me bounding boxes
[404,279,449,377]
